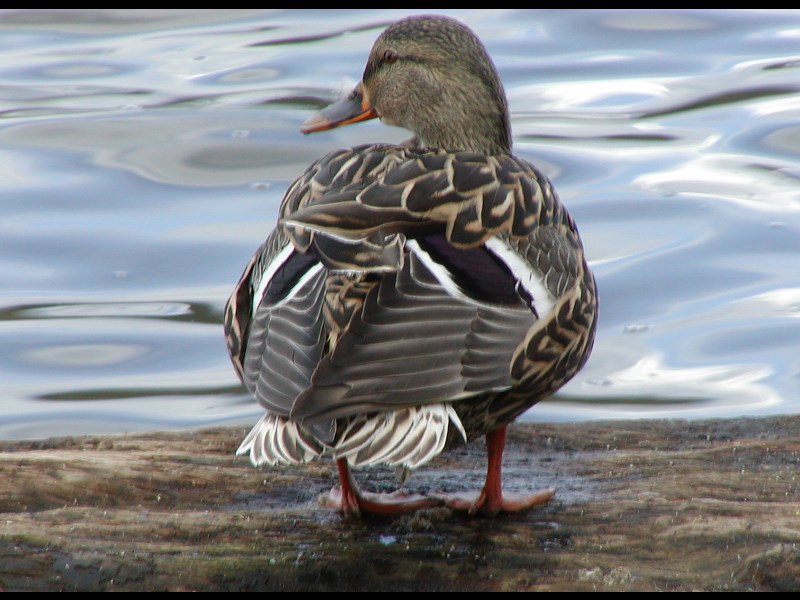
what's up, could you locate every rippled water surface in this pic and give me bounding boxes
[1,9,799,439]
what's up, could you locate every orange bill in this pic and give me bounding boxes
[301,83,378,134]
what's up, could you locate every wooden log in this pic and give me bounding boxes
[1,416,799,591]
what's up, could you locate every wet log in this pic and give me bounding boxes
[1,415,799,591]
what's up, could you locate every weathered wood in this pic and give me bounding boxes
[2,416,799,591]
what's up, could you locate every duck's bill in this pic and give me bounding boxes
[301,83,378,134]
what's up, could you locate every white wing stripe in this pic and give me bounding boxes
[251,242,295,317]
[251,243,325,315]
[484,236,556,320]
[405,239,485,307]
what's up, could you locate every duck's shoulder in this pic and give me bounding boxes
[280,144,574,252]
[278,143,409,219]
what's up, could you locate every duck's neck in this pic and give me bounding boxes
[415,112,511,155]
[411,83,513,155]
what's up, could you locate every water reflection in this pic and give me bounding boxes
[1,9,799,439]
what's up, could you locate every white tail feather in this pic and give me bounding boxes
[237,404,466,470]
[236,413,324,466]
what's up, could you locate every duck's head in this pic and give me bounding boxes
[301,15,512,155]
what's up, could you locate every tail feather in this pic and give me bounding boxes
[237,404,466,470]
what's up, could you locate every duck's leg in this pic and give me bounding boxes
[325,458,439,517]
[438,426,555,516]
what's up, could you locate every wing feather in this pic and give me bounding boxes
[291,245,536,423]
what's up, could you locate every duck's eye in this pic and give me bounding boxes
[382,49,398,64]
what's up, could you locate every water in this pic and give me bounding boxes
[1,9,799,440]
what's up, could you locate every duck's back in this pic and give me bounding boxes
[225,144,596,450]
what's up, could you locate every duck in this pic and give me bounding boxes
[225,14,597,517]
